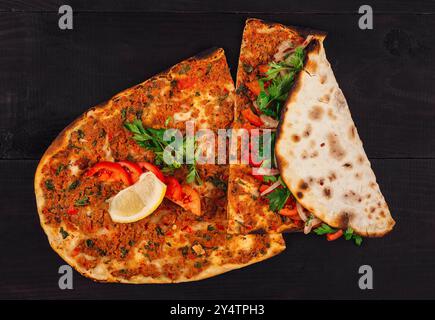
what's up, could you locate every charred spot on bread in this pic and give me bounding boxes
[343,162,353,169]
[292,134,301,143]
[303,124,312,137]
[336,211,353,229]
[323,187,332,198]
[298,180,309,190]
[309,105,324,121]
[327,133,346,161]
[318,94,330,103]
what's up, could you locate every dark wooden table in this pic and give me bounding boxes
[1,0,435,299]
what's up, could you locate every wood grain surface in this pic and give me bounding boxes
[0,0,434,299]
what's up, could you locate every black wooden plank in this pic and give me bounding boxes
[1,0,435,13]
[0,12,434,160]
[0,159,434,299]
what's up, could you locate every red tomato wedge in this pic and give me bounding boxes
[171,185,202,216]
[137,162,166,183]
[258,64,270,75]
[117,161,142,183]
[86,161,132,185]
[242,108,263,127]
[179,185,201,216]
[67,206,78,215]
[245,80,261,96]
[165,176,183,201]
[252,173,264,182]
[279,207,299,218]
[327,229,344,241]
[259,184,270,193]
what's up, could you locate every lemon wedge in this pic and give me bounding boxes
[108,172,166,223]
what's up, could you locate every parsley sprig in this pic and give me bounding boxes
[265,177,291,212]
[314,224,363,246]
[256,47,305,119]
[124,119,202,185]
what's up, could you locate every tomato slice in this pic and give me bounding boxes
[252,173,264,182]
[117,161,142,183]
[86,161,132,185]
[257,64,270,75]
[327,229,344,241]
[182,225,193,233]
[259,184,270,193]
[279,207,299,217]
[67,206,78,215]
[242,108,263,127]
[177,185,201,216]
[165,176,183,201]
[137,162,166,183]
[245,80,261,96]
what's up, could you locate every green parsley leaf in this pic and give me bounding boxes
[255,46,306,120]
[125,119,201,184]
[74,196,89,207]
[68,180,80,191]
[56,164,66,176]
[344,227,363,246]
[156,226,164,236]
[120,247,129,258]
[354,235,363,246]
[121,108,127,120]
[344,227,354,240]
[313,223,337,235]
[85,239,94,248]
[266,187,290,212]
[284,47,305,70]
[165,116,172,127]
[186,163,202,185]
[45,179,55,191]
[263,175,277,183]
[77,129,85,139]
[206,63,212,75]
[59,227,69,239]
[208,176,227,191]
[180,246,189,256]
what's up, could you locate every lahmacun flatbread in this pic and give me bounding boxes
[35,48,285,283]
[227,19,318,234]
[228,18,394,240]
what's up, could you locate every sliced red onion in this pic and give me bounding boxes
[304,216,321,234]
[252,167,280,176]
[252,101,261,113]
[301,35,314,49]
[260,115,279,128]
[260,180,281,196]
[296,202,308,222]
[274,40,295,62]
